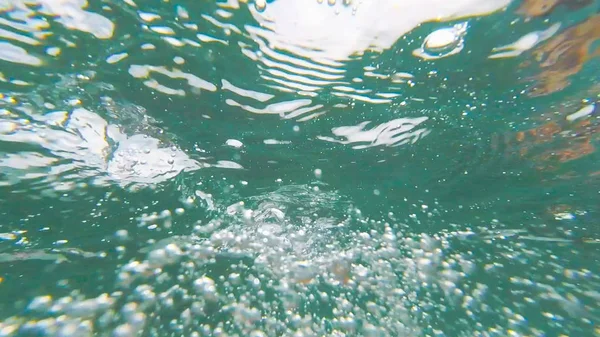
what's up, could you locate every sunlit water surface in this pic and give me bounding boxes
[1,0,600,336]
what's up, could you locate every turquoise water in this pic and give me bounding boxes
[1,0,600,336]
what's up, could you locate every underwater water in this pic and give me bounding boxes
[0,0,600,336]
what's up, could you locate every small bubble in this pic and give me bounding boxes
[314,169,322,179]
[226,139,243,148]
[47,47,61,56]
[116,246,126,255]
[229,273,241,284]
[172,56,185,65]
[113,324,135,337]
[164,243,182,257]
[115,230,129,241]
[28,296,53,312]
[243,209,253,221]
[194,276,218,301]
[176,5,189,19]
[183,196,195,206]
[255,0,266,12]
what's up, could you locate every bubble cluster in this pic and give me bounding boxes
[2,183,599,337]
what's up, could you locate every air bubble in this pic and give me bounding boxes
[226,139,243,148]
[255,0,266,12]
[173,56,185,64]
[413,22,468,60]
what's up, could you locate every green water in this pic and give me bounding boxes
[0,0,599,336]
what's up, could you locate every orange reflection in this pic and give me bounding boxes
[525,14,600,97]
[500,102,599,173]
[534,137,595,163]
[517,0,592,17]
[529,121,561,143]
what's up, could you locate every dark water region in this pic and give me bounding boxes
[1,0,600,336]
